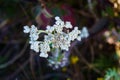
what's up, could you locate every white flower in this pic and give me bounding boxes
[68,27,81,41]
[29,41,40,52]
[80,27,89,38]
[23,16,84,59]
[46,25,54,33]
[55,17,64,26]
[39,52,48,58]
[44,33,55,43]
[40,42,50,52]
[29,33,39,41]
[54,17,65,33]
[30,25,38,33]
[23,26,30,33]
[55,16,60,20]
[29,25,39,41]
[49,33,64,48]
[23,25,40,53]
[44,17,81,51]
[65,21,72,28]
[39,42,50,58]
[23,25,39,41]
[53,24,63,33]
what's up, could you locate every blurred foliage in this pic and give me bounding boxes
[93,55,116,70]
[104,68,120,80]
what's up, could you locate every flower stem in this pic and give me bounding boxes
[38,30,48,34]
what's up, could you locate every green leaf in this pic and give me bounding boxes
[105,6,114,17]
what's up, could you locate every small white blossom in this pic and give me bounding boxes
[39,52,48,58]
[55,16,60,20]
[29,25,39,41]
[29,33,39,41]
[23,25,39,41]
[29,41,40,52]
[65,21,72,28]
[23,26,30,33]
[31,25,38,33]
[68,27,81,41]
[80,27,89,38]
[46,25,54,33]
[39,42,50,58]
[53,24,63,33]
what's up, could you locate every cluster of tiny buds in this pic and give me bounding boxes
[23,16,89,58]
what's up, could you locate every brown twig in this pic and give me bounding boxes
[18,63,30,80]
[89,41,95,62]
[37,56,43,80]
[76,10,93,18]
[87,0,99,21]
[30,51,36,80]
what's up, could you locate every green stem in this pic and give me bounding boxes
[38,30,48,34]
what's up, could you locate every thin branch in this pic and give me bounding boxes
[18,63,30,80]
[43,73,69,79]
[0,42,28,69]
[30,52,36,80]
[73,46,101,74]
[87,0,99,21]
[7,59,29,80]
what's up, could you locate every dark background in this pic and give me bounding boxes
[0,0,120,80]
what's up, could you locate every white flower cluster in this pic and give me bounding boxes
[23,16,89,58]
[23,25,50,58]
[44,16,81,51]
[24,25,40,53]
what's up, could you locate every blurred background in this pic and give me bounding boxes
[0,0,120,80]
